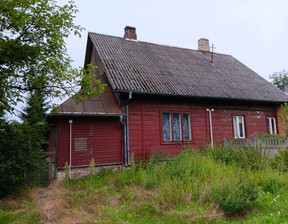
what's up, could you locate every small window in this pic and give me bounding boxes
[74,138,88,152]
[162,112,191,142]
[163,113,172,141]
[268,117,277,135]
[233,116,245,138]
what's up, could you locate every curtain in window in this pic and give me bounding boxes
[163,113,171,141]
[233,116,245,138]
[173,113,182,141]
[183,113,191,141]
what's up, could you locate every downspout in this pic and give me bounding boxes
[206,109,214,149]
[120,115,127,166]
[126,91,132,166]
[54,124,58,179]
[69,119,73,179]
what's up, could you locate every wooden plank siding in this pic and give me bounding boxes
[128,101,277,157]
[56,117,122,168]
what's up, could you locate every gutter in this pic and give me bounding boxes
[115,90,287,104]
[49,112,122,117]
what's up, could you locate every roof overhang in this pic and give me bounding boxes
[116,89,287,104]
[49,112,122,117]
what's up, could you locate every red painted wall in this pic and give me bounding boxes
[52,98,278,167]
[56,117,122,168]
[128,100,277,157]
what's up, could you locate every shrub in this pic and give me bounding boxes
[206,145,268,171]
[0,121,47,197]
[271,147,288,172]
[208,146,234,165]
[260,173,287,194]
[211,181,259,216]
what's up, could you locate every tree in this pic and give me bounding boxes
[0,120,47,197]
[269,70,288,91]
[20,91,48,124]
[0,0,105,197]
[0,0,104,118]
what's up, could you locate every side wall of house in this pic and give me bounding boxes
[56,117,123,168]
[128,99,277,156]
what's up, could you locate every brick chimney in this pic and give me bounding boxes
[124,26,137,40]
[198,38,210,52]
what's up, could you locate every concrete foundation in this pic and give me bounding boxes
[56,164,122,181]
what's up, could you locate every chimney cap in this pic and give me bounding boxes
[125,26,136,30]
[124,26,137,40]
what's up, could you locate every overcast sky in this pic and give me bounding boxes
[65,0,288,81]
[9,0,288,120]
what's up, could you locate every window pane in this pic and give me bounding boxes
[233,116,245,138]
[233,117,238,138]
[268,117,277,134]
[163,113,171,141]
[183,113,191,141]
[173,113,182,141]
[272,118,277,134]
[238,117,244,138]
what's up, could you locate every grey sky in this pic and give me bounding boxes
[8,0,288,121]
[65,0,288,81]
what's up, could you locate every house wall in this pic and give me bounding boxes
[56,117,123,169]
[128,98,277,156]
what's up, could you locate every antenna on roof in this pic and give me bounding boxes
[210,44,216,63]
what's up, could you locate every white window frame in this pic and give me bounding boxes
[233,116,245,139]
[268,117,277,135]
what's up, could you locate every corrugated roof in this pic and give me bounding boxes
[56,76,123,116]
[89,32,288,103]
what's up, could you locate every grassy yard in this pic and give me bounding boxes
[1,146,288,223]
[0,189,39,224]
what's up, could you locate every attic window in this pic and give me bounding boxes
[74,138,88,152]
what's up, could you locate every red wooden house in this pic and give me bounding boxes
[48,26,288,179]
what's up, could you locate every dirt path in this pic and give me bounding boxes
[33,181,83,224]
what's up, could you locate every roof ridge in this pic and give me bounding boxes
[88,31,232,57]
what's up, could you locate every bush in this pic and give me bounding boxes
[271,147,288,172]
[207,145,268,171]
[260,173,287,194]
[211,181,259,216]
[0,120,47,197]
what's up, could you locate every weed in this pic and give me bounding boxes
[89,158,95,176]
[211,180,259,216]
[64,162,70,182]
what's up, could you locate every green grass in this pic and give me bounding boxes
[64,146,288,223]
[3,145,288,223]
[0,188,39,224]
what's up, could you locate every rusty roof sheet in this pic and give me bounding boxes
[88,32,288,103]
[57,79,123,115]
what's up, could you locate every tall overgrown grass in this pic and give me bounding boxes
[66,145,288,223]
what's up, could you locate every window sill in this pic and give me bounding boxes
[161,141,193,145]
